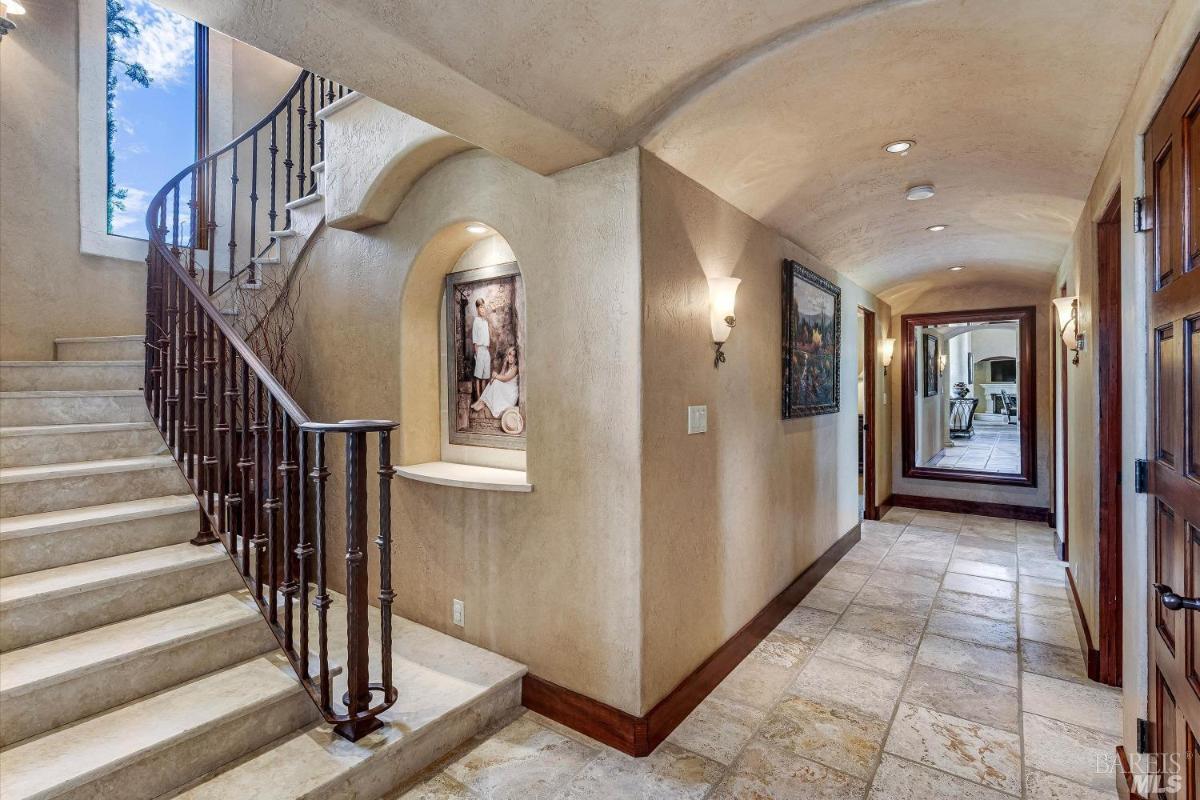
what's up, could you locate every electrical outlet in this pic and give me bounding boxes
[687,405,708,434]
[452,598,465,627]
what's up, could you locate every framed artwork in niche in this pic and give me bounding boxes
[923,334,939,397]
[445,262,527,450]
[782,259,841,418]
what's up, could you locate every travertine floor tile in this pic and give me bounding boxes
[1019,591,1074,621]
[396,772,473,799]
[443,714,597,800]
[942,572,1017,600]
[557,740,722,800]
[1024,766,1119,799]
[947,558,1018,582]
[864,568,940,597]
[934,589,1017,622]
[667,694,766,766]
[749,630,817,669]
[915,634,1018,687]
[817,568,870,593]
[884,703,1021,794]
[902,663,1019,732]
[1020,614,1078,649]
[1023,712,1121,791]
[801,586,856,614]
[711,739,866,800]
[709,655,797,712]
[789,655,904,720]
[816,630,917,678]
[1021,672,1122,735]
[1020,640,1088,683]
[776,605,839,641]
[926,609,1017,650]
[878,554,947,578]
[758,696,888,779]
[1020,576,1069,599]
[868,754,1013,800]
[838,600,930,642]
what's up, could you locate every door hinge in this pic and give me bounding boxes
[1135,459,1149,494]
[1137,717,1150,753]
[1134,196,1151,233]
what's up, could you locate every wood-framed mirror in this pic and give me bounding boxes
[901,305,1037,487]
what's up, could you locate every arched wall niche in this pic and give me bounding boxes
[397,222,526,472]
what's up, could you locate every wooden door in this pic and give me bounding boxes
[1146,34,1200,797]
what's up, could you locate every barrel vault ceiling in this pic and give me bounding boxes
[167,0,1173,297]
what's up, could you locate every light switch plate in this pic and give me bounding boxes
[452,599,465,627]
[687,405,708,434]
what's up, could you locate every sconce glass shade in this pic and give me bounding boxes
[879,338,896,368]
[938,354,948,373]
[1053,296,1080,351]
[708,277,741,343]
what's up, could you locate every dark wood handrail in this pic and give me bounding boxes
[143,69,397,742]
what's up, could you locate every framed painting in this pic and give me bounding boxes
[445,262,527,450]
[782,259,841,418]
[923,334,939,397]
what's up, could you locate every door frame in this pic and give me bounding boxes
[860,306,879,520]
[1057,282,1071,562]
[1096,190,1124,687]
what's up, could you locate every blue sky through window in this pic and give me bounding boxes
[107,0,198,238]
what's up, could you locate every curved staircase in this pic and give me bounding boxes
[0,65,524,800]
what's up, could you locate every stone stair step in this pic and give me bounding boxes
[0,422,165,467]
[0,651,320,800]
[0,361,142,392]
[0,389,148,426]
[0,590,277,746]
[0,542,241,651]
[54,336,144,362]
[0,455,187,516]
[0,494,198,577]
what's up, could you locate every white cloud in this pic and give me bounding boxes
[111,186,151,236]
[115,1,195,89]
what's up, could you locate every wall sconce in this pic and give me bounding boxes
[1052,296,1085,365]
[879,338,895,376]
[0,0,25,38]
[938,353,948,373]
[708,276,741,368]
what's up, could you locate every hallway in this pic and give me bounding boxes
[395,508,1120,799]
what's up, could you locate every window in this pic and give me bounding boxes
[104,0,206,239]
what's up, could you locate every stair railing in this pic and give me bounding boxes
[143,70,397,742]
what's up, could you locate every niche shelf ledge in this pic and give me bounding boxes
[395,462,531,493]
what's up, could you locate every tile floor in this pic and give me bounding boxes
[392,507,1122,799]
[924,419,1022,474]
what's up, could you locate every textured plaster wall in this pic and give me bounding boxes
[1053,0,1200,752]
[0,4,298,359]
[287,142,646,714]
[637,152,891,710]
[0,0,147,360]
[886,278,1054,510]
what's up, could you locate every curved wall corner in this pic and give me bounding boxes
[320,95,476,231]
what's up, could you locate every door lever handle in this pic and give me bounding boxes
[1154,584,1200,612]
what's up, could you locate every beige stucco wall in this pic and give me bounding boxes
[1053,0,1200,752]
[287,145,647,714]
[0,3,299,359]
[637,152,891,710]
[0,0,147,360]
[886,277,1054,511]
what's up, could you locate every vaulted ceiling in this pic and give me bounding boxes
[167,0,1173,297]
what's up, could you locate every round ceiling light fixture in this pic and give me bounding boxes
[948,265,965,272]
[465,223,489,234]
[906,184,936,201]
[883,140,914,154]
[926,224,948,232]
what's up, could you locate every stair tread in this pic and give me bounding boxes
[53,336,143,343]
[0,421,156,437]
[0,652,304,800]
[0,590,260,696]
[0,542,225,608]
[0,495,196,540]
[0,454,177,484]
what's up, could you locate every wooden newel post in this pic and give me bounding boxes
[342,429,373,716]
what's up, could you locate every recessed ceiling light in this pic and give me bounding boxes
[906,185,936,201]
[465,224,489,234]
[948,265,965,272]
[927,224,948,232]
[884,140,914,154]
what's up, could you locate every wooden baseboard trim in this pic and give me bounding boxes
[522,522,862,757]
[884,493,1049,522]
[1066,565,1102,681]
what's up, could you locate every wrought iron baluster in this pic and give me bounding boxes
[228,145,239,282]
[202,313,218,520]
[318,76,327,163]
[265,397,280,624]
[296,428,311,677]
[269,117,279,234]
[207,155,218,294]
[252,378,267,600]
[296,77,307,199]
[377,429,396,701]
[214,334,230,544]
[238,360,254,578]
[342,430,371,728]
[249,130,259,286]
[284,96,294,228]
[310,431,332,713]
[307,74,317,192]
[280,414,299,652]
